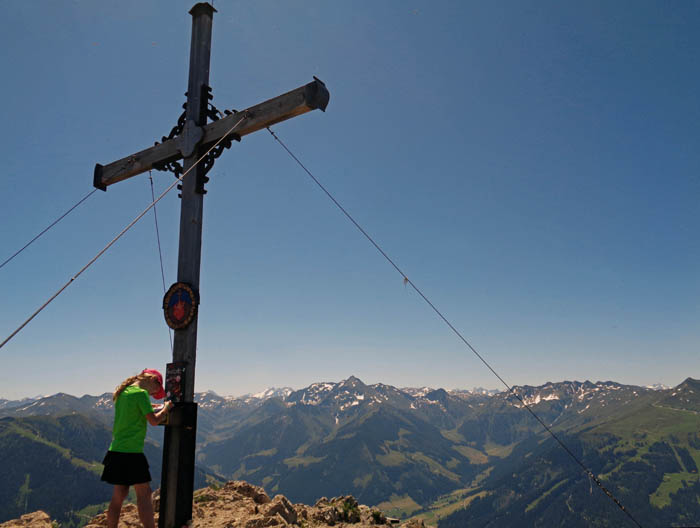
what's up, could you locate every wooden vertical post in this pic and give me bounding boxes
[159,4,215,527]
[93,5,328,526]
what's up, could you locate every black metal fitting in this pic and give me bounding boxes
[93,164,106,191]
[305,77,330,112]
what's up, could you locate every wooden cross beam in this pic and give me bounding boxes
[93,4,328,528]
[94,78,328,190]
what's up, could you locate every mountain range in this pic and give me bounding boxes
[1,376,698,527]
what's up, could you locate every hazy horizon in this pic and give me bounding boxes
[0,373,684,401]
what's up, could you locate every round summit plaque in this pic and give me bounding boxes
[163,282,198,330]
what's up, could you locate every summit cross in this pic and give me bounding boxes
[93,4,329,527]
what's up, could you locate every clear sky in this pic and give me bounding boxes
[1,1,698,400]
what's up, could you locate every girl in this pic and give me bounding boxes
[101,369,172,528]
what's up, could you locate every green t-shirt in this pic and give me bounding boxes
[109,385,154,453]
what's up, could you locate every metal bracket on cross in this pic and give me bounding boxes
[93,78,329,192]
[149,86,241,195]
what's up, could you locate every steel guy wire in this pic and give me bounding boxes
[148,171,173,353]
[0,189,98,271]
[266,126,643,528]
[0,115,248,350]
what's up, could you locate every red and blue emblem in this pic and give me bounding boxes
[163,282,198,330]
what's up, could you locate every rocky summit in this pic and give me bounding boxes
[1,481,423,528]
[0,512,53,528]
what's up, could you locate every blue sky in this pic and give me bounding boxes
[1,1,698,400]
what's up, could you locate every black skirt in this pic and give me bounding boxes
[101,451,152,486]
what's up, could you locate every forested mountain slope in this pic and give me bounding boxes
[1,377,698,527]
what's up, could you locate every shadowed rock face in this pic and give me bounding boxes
[58,480,422,528]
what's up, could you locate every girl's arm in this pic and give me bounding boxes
[146,401,173,426]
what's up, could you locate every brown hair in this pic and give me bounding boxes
[112,372,158,401]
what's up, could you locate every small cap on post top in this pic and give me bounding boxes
[306,77,330,112]
[189,2,217,16]
[93,164,106,191]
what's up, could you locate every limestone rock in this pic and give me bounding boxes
[224,480,271,505]
[312,505,340,526]
[84,504,142,527]
[4,480,406,528]
[400,520,426,528]
[263,495,297,525]
[314,497,330,507]
[0,512,53,528]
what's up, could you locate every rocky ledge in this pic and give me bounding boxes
[0,481,427,528]
[0,512,53,528]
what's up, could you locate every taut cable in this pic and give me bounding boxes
[266,126,643,528]
[0,116,247,350]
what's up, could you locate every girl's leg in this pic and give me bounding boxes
[134,482,155,528]
[107,485,129,528]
